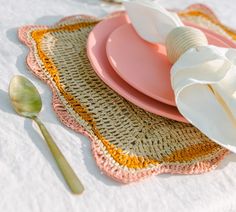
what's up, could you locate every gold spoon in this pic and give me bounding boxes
[9,75,84,195]
[102,0,123,4]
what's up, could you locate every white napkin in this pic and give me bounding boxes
[124,0,236,153]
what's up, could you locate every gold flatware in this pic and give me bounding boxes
[9,75,84,195]
[102,0,123,4]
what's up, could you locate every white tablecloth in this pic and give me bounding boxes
[1,0,236,211]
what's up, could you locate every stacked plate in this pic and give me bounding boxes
[87,12,236,123]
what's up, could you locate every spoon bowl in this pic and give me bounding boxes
[9,75,84,195]
[9,75,42,118]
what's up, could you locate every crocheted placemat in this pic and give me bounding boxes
[18,4,235,183]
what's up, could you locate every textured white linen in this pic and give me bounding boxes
[125,1,236,153]
[1,0,236,212]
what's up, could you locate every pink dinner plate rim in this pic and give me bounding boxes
[106,21,236,106]
[86,12,236,123]
[86,13,188,123]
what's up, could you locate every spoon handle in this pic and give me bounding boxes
[33,116,84,195]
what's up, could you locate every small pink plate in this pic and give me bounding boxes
[87,13,188,123]
[106,23,235,106]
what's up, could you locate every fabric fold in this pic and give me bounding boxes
[172,46,236,152]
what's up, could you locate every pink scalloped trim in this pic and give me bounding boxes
[186,4,218,19]
[18,12,229,183]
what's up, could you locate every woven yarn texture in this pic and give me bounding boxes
[18,4,235,183]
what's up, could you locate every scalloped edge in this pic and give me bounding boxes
[17,10,229,183]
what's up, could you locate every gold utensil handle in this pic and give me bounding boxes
[33,116,84,194]
[102,0,123,4]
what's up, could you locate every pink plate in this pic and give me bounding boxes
[87,13,188,123]
[87,13,236,122]
[106,23,235,106]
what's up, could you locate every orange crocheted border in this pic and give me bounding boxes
[179,4,236,40]
[30,23,161,169]
[30,20,224,169]
[18,5,232,182]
